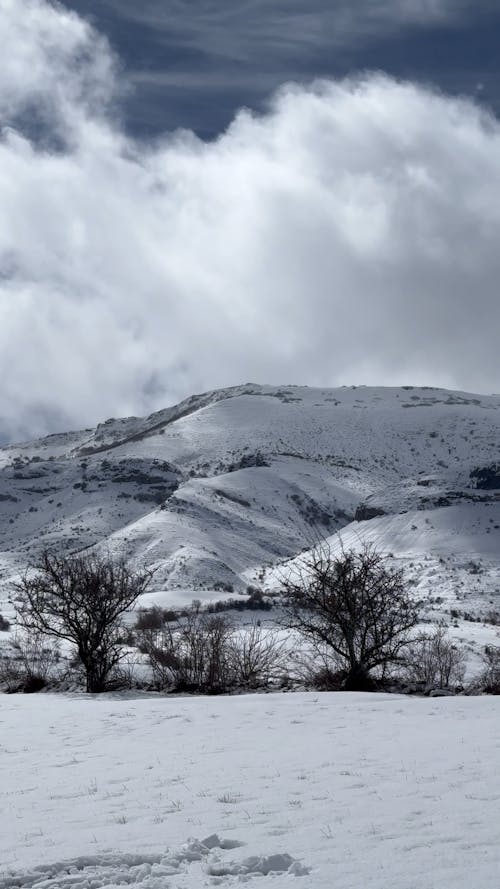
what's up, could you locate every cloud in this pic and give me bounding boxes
[92,0,465,103]
[0,0,116,143]
[1,0,500,441]
[95,0,461,58]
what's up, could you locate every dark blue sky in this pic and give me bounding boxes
[67,0,500,139]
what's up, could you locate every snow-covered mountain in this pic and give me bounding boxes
[1,384,499,623]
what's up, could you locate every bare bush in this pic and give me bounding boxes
[138,604,235,692]
[138,604,288,692]
[305,665,345,690]
[0,653,23,692]
[480,645,500,693]
[205,593,273,614]
[230,623,287,687]
[294,651,346,690]
[0,632,60,692]
[135,606,166,631]
[281,540,418,690]
[405,626,467,690]
[136,624,175,689]
[294,640,350,689]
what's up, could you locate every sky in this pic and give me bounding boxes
[1,0,500,442]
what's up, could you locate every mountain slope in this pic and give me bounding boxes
[1,384,499,619]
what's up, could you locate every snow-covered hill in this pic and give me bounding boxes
[1,384,499,625]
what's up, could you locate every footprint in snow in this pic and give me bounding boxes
[0,835,309,888]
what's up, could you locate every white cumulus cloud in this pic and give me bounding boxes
[1,0,500,441]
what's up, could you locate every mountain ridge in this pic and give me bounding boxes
[0,384,499,626]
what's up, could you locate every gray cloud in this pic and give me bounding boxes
[1,0,500,442]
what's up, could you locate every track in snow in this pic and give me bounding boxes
[1,835,309,888]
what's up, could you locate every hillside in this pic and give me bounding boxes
[0,383,499,626]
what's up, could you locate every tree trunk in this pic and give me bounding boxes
[85,660,108,693]
[343,664,376,691]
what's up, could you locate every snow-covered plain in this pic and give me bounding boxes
[1,692,500,889]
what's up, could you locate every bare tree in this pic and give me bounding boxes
[14,550,151,693]
[281,540,418,690]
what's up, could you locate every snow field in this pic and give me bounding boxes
[1,692,500,888]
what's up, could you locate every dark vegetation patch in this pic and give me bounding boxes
[289,493,338,528]
[227,452,269,472]
[354,503,386,521]
[470,464,500,490]
[214,489,252,508]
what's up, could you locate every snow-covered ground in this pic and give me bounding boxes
[1,692,500,888]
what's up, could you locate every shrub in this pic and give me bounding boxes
[138,604,235,693]
[213,581,234,593]
[484,610,500,627]
[205,595,272,615]
[404,626,467,690]
[480,645,500,693]
[135,606,165,631]
[0,632,60,693]
[138,604,287,692]
[0,613,11,631]
[230,623,287,688]
[305,664,346,691]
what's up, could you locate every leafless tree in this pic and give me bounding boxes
[281,540,418,690]
[14,550,151,693]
